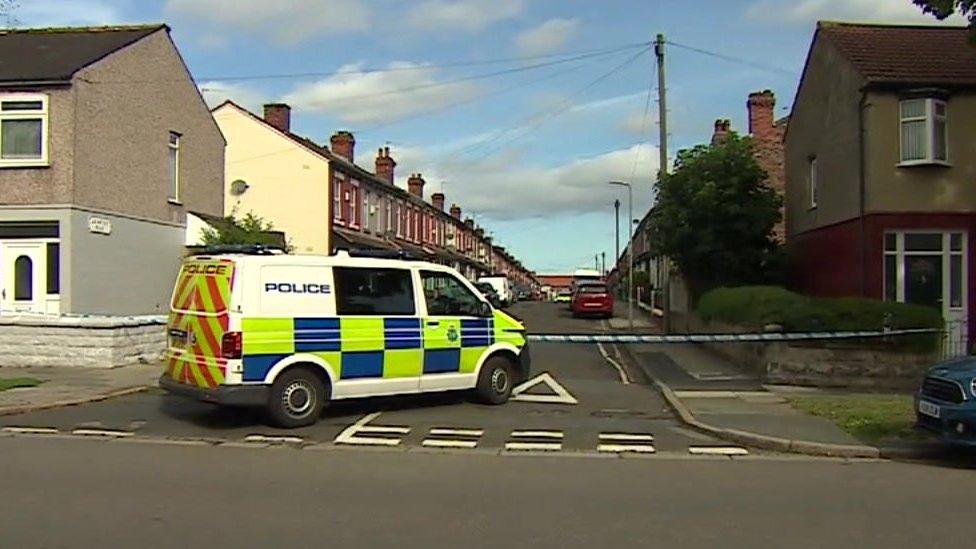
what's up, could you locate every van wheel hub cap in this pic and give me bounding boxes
[282,381,314,417]
[491,369,509,394]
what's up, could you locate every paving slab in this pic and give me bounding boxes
[0,364,157,414]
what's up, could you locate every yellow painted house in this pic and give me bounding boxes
[211,101,331,254]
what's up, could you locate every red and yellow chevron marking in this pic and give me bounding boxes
[165,259,234,389]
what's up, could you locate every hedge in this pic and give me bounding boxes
[696,286,943,351]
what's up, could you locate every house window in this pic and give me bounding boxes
[168,132,180,202]
[46,242,59,295]
[0,94,48,166]
[385,199,393,233]
[364,190,372,232]
[899,98,948,164]
[808,156,818,209]
[348,184,359,228]
[396,202,403,237]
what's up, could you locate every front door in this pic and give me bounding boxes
[884,231,968,356]
[1,241,46,314]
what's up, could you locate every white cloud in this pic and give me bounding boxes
[407,0,525,32]
[17,0,122,27]
[199,81,267,112]
[514,18,580,56]
[391,143,659,220]
[164,0,370,45]
[282,62,479,124]
[746,0,967,25]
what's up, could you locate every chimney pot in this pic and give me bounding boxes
[431,192,445,211]
[407,173,426,198]
[330,130,356,162]
[450,204,462,219]
[263,103,291,133]
[374,145,396,184]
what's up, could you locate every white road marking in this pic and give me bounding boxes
[597,444,656,454]
[511,372,578,405]
[597,342,630,385]
[422,439,479,449]
[504,442,562,451]
[71,428,134,438]
[243,435,303,444]
[334,412,409,447]
[429,428,484,437]
[2,426,59,435]
[688,446,750,456]
[509,430,563,439]
[599,433,654,442]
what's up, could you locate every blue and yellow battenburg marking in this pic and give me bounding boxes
[239,312,524,382]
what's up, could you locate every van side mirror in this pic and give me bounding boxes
[479,301,493,318]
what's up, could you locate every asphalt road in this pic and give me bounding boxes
[2,302,729,456]
[2,435,976,548]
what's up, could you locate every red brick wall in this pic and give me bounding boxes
[748,91,787,241]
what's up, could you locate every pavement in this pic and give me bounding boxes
[3,435,976,548]
[0,364,157,415]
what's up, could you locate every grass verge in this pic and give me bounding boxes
[787,393,923,444]
[0,377,43,392]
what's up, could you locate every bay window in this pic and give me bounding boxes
[899,97,947,165]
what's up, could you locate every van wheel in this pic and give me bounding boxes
[475,356,514,405]
[267,368,327,428]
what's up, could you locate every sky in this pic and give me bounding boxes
[14,0,965,273]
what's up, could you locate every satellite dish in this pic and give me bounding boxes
[230,179,250,195]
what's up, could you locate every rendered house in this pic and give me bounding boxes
[786,22,976,350]
[0,25,225,316]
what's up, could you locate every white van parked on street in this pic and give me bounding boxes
[478,275,514,306]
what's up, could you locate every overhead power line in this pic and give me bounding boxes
[665,40,795,76]
[448,45,653,166]
[87,41,651,85]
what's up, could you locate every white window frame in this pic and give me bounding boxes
[808,156,818,209]
[332,177,342,224]
[0,93,49,168]
[899,97,948,166]
[168,132,181,203]
[883,231,966,313]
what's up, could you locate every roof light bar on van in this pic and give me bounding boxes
[340,248,423,261]
[194,244,287,256]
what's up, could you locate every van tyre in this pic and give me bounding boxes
[267,368,327,428]
[475,356,514,405]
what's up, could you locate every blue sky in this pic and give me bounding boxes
[18,0,963,273]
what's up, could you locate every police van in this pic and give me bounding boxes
[159,246,530,427]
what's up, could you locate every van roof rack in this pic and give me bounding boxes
[195,244,287,256]
[340,248,422,261]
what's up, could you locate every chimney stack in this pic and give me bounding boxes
[407,173,426,198]
[431,192,445,211]
[710,119,731,146]
[375,146,396,184]
[450,204,462,219]
[747,90,776,139]
[330,131,356,162]
[263,103,291,133]
[464,218,474,229]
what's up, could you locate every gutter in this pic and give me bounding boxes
[858,90,869,296]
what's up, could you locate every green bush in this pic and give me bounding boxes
[697,286,943,352]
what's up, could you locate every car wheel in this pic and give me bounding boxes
[474,355,515,405]
[267,367,327,428]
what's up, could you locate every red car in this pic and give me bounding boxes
[571,284,614,318]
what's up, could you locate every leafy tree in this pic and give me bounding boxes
[912,1,976,38]
[200,210,290,250]
[648,133,783,299]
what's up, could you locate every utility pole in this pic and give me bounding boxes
[655,32,672,334]
[655,33,668,180]
[601,252,606,276]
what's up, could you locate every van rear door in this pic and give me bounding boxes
[166,258,235,388]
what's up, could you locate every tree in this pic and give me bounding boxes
[912,1,976,38]
[200,210,289,250]
[648,133,783,299]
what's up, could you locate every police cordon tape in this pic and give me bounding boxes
[525,328,938,344]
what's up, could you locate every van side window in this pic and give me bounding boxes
[334,267,415,315]
[421,270,486,317]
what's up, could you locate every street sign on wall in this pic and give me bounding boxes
[88,216,112,235]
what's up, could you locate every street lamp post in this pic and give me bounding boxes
[609,181,633,330]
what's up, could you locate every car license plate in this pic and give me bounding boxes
[918,400,940,419]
